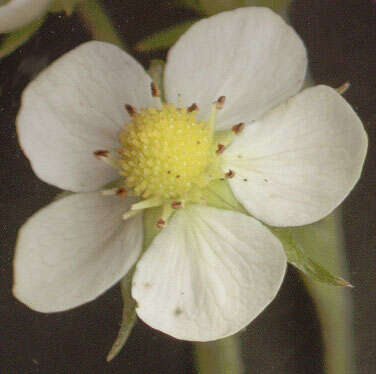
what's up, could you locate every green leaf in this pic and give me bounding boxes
[135,20,198,52]
[0,17,44,59]
[271,227,352,287]
[106,271,137,362]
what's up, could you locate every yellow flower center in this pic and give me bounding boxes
[118,104,220,201]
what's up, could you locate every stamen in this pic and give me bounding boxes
[232,122,245,135]
[187,103,199,113]
[336,81,351,95]
[131,197,163,211]
[101,187,127,197]
[225,170,235,179]
[215,96,226,110]
[156,203,174,228]
[101,187,118,196]
[216,144,225,155]
[94,150,119,169]
[207,96,226,137]
[116,187,127,197]
[125,104,137,117]
[122,209,141,221]
[150,82,160,98]
[156,218,166,229]
[171,201,184,209]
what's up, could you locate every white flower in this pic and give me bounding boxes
[13,8,367,341]
[0,0,52,34]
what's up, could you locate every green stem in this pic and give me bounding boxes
[76,0,126,50]
[194,334,244,374]
[294,210,354,374]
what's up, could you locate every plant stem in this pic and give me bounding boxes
[76,0,126,50]
[194,334,244,374]
[294,210,354,374]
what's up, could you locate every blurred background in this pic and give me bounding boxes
[0,0,375,373]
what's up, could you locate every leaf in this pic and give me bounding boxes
[271,227,352,287]
[106,271,137,362]
[0,17,44,59]
[135,20,198,52]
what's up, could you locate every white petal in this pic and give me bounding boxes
[13,192,143,312]
[223,85,368,227]
[164,7,306,130]
[17,41,155,192]
[132,205,286,341]
[0,0,51,34]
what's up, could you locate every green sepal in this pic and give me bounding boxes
[135,20,198,52]
[50,0,79,15]
[172,0,205,14]
[271,227,352,287]
[147,59,165,101]
[0,17,45,59]
[243,0,292,14]
[199,0,244,15]
[106,270,137,362]
[201,178,351,287]
[198,0,292,16]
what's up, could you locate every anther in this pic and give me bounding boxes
[232,122,245,135]
[215,96,226,110]
[94,150,109,158]
[156,218,166,228]
[171,201,184,209]
[151,82,160,98]
[225,170,235,179]
[94,149,119,169]
[216,144,225,155]
[125,104,137,117]
[187,103,199,113]
[336,81,351,95]
[116,187,127,197]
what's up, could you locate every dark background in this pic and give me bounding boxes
[0,0,375,373]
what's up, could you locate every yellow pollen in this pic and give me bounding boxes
[118,103,218,200]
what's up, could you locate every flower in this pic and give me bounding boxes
[0,0,52,34]
[13,7,367,341]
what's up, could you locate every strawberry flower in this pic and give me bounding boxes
[13,8,367,341]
